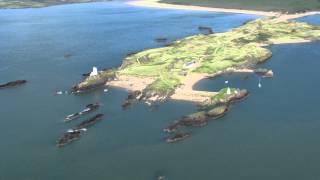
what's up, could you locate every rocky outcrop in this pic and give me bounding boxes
[75,114,104,130]
[57,130,82,147]
[164,89,248,137]
[198,26,214,35]
[122,90,143,109]
[57,113,104,148]
[166,132,191,143]
[72,70,115,93]
[154,37,168,43]
[254,68,274,78]
[0,80,27,89]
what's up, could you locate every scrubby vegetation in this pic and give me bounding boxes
[0,0,102,8]
[161,0,320,13]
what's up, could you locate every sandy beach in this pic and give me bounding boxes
[107,68,257,102]
[128,0,320,21]
[128,0,276,16]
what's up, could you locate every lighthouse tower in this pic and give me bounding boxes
[90,67,98,77]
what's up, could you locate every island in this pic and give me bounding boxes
[72,15,320,142]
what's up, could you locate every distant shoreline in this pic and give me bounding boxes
[128,0,276,16]
[0,0,107,9]
[128,0,320,21]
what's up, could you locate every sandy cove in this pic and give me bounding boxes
[107,68,256,103]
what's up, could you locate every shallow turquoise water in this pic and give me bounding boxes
[0,2,320,180]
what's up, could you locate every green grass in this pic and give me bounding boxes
[210,88,238,102]
[144,74,181,96]
[160,0,320,13]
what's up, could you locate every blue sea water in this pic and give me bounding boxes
[0,1,320,180]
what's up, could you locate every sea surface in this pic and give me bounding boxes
[0,1,320,180]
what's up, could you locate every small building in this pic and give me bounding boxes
[184,61,196,69]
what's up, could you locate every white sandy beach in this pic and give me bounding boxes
[128,0,320,21]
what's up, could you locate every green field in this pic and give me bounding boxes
[0,0,103,8]
[160,0,320,13]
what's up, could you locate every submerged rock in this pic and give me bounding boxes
[64,103,101,122]
[198,26,214,35]
[57,130,82,147]
[154,37,168,43]
[166,132,191,143]
[75,113,104,130]
[0,80,27,89]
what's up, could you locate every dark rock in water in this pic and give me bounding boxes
[75,113,104,130]
[82,72,90,77]
[64,103,101,122]
[206,104,229,118]
[64,53,73,58]
[122,90,143,110]
[0,80,27,89]
[254,68,274,78]
[198,26,214,35]
[164,111,209,132]
[166,132,191,143]
[164,123,180,133]
[228,89,249,103]
[154,37,168,43]
[57,130,82,148]
[122,100,131,110]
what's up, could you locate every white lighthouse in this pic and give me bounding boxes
[89,66,98,77]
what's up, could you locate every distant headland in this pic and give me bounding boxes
[0,0,109,9]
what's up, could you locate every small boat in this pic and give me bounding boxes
[64,103,101,122]
[56,91,63,95]
[258,78,262,88]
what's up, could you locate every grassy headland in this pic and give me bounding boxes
[160,0,320,13]
[0,0,104,9]
[74,17,320,102]
[111,17,320,98]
